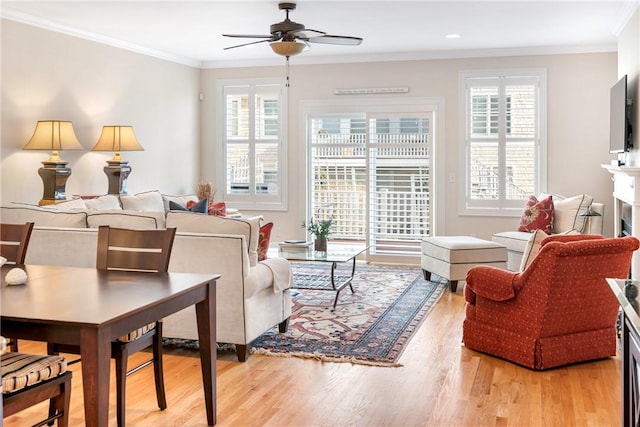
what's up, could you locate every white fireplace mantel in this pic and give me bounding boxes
[602,164,640,278]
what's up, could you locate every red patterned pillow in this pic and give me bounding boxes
[207,202,226,216]
[518,195,554,233]
[258,222,274,261]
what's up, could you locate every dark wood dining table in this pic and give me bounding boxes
[0,264,219,426]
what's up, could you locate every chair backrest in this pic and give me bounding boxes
[0,222,35,265]
[96,225,176,272]
[516,235,639,336]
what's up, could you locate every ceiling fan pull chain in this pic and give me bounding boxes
[285,55,291,87]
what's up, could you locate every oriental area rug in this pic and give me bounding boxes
[249,263,447,367]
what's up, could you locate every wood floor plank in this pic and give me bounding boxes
[3,289,622,426]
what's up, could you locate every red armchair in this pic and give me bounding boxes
[463,234,639,370]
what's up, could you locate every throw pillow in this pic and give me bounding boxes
[169,198,208,214]
[208,202,227,217]
[552,194,594,233]
[517,195,554,233]
[83,194,122,210]
[258,222,274,261]
[120,190,165,212]
[162,193,198,212]
[519,228,580,271]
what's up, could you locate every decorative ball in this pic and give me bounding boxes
[5,268,27,286]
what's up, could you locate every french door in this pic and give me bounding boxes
[307,109,434,260]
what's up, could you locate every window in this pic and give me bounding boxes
[459,69,547,215]
[217,79,287,210]
[308,112,432,257]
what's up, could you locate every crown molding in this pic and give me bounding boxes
[202,43,617,69]
[611,0,640,36]
[1,5,620,71]
[0,7,204,69]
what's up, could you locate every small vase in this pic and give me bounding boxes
[314,236,327,252]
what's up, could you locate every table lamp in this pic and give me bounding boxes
[91,125,144,194]
[22,120,84,205]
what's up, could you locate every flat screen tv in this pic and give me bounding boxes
[609,74,632,154]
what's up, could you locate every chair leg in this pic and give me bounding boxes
[153,322,167,410]
[50,372,72,427]
[423,269,431,281]
[43,371,72,427]
[115,344,129,427]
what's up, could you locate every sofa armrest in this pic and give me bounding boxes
[465,265,517,303]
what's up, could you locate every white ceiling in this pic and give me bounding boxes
[2,1,638,69]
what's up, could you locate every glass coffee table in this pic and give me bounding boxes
[269,243,368,309]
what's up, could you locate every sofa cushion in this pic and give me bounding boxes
[166,211,262,266]
[120,190,165,212]
[492,231,532,254]
[162,193,198,212]
[517,195,554,233]
[42,198,87,211]
[87,210,165,229]
[83,195,122,210]
[0,206,88,228]
[548,194,593,233]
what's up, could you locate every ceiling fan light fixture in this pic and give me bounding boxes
[270,40,305,57]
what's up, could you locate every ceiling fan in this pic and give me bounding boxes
[222,2,363,57]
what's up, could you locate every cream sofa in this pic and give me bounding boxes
[492,194,604,271]
[0,192,292,362]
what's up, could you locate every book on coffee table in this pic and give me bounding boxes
[278,240,312,250]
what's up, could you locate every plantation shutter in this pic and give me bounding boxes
[369,116,430,255]
[223,83,282,201]
[466,75,539,208]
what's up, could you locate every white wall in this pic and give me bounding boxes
[619,8,640,160]
[202,53,617,240]
[1,18,620,243]
[1,19,201,204]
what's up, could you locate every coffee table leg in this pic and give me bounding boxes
[330,258,358,310]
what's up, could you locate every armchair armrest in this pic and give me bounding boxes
[465,265,517,303]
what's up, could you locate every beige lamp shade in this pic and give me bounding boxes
[270,41,305,57]
[23,120,83,165]
[92,125,143,163]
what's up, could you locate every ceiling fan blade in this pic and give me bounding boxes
[292,28,326,38]
[223,39,272,50]
[222,33,274,39]
[305,35,363,46]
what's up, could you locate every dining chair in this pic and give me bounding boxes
[48,225,177,427]
[1,337,73,427]
[1,221,35,352]
[1,222,35,265]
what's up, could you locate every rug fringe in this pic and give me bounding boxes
[250,347,403,367]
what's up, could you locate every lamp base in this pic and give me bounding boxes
[38,163,72,206]
[104,161,132,195]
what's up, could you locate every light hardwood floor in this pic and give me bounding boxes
[4,289,622,426]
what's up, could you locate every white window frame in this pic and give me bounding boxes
[216,78,288,211]
[458,68,547,216]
